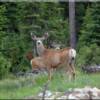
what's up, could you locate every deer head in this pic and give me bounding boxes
[31,32,48,45]
[31,32,49,56]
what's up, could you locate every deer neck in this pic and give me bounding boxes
[37,45,46,56]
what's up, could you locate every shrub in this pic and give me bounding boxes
[76,44,100,68]
[0,53,11,79]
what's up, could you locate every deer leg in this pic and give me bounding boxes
[68,57,76,80]
[70,61,76,80]
[66,64,73,81]
[48,70,51,80]
[66,62,75,81]
[71,64,76,80]
[67,65,75,81]
[48,68,53,81]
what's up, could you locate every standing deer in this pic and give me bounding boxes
[30,32,61,56]
[30,32,76,80]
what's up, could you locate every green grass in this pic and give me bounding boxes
[46,70,100,92]
[0,70,100,99]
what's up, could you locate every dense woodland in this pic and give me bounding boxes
[0,2,100,79]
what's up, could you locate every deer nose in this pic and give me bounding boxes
[37,41,41,45]
[37,42,40,45]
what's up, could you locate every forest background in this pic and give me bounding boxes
[0,2,100,79]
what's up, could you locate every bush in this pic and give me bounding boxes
[0,53,11,79]
[76,44,100,68]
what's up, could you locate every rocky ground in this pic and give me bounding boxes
[19,65,100,99]
[25,86,100,99]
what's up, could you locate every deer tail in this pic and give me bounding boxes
[69,48,76,64]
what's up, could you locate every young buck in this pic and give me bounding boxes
[31,32,76,80]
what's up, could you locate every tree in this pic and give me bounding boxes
[0,4,12,78]
[77,3,100,67]
[69,0,76,48]
[78,3,100,47]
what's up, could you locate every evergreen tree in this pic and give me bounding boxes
[77,3,100,67]
[0,4,11,78]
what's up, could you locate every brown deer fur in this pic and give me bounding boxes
[26,51,33,61]
[30,32,76,80]
[31,47,76,80]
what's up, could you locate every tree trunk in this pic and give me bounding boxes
[69,0,76,48]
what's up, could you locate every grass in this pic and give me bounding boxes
[0,69,100,99]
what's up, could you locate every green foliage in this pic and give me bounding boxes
[78,7,94,47]
[0,5,8,31]
[0,2,69,75]
[0,70,100,99]
[0,76,34,91]
[78,3,100,46]
[0,76,38,99]
[0,2,100,77]
[0,53,11,79]
[76,44,100,67]
[77,3,100,67]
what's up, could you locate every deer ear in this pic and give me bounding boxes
[44,32,49,39]
[30,32,37,40]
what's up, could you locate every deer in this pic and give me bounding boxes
[30,32,76,81]
[25,32,48,61]
[30,32,49,56]
[26,33,55,61]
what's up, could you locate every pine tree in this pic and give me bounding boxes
[78,3,100,47]
[77,3,100,67]
[0,4,11,78]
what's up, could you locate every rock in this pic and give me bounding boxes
[68,94,79,99]
[57,95,67,99]
[82,65,100,73]
[45,90,52,97]
[38,90,52,97]
[49,92,62,99]
[76,93,89,99]
[35,87,100,99]
[74,88,84,93]
[89,87,100,99]
[83,86,92,93]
